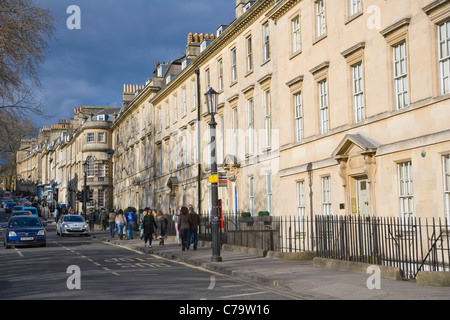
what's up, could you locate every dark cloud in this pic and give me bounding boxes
[34,0,235,126]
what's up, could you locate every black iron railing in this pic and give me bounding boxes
[194,213,449,280]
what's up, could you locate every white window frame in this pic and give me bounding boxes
[393,41,409,109]
[218,114,224,165]
[98,163,105,178]
[266,172,273,215]
[315,0,326,38]
[249,176,255,216]
[173,95,178,123]
[319,79,329,134]
[165,101,170,128]
[231,47,237,83]
[263,22,270,61]
[192,79,197,109]
[297,181,306,231]
[349,0,361,16]
[232,107,238,157]
[264,88,271,149]
[443,154,450,223]
[294,92,303,142]
[247,98,254,156]
[86,156,95,178]
[158,107,162,132]
[398,161,414,220]
[352,62,365,122]
[438,20,450,95]
[292,16,301,54]
[182,88,187,116]
[98,189,105,208]
[246,35,253,73]
[321,176,332,215]
[98,132,106,143]
[87,133,95,143]
[206,68,211,90]
[218,59,223,91]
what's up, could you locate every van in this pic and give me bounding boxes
[22,207,38,216]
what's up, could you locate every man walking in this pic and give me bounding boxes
[188,204,200,250]
[125,208,136,239]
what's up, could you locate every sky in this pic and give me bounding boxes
[33,0,236,128]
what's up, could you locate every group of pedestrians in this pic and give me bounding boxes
[174,205,200,251]
[140,208,169,247]
[107,208,138,240]
[104,205,200,251]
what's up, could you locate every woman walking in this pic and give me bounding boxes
[108,210,116,238]
[142,208,157,248]
[155,211,168,246]
[115,209,127,240]
[177,206,192,251]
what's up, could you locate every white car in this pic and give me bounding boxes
[56,215,90,236]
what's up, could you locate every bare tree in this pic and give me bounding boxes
[0,0,55,115]
[0,108,39,190]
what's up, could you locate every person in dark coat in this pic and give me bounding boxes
[155,211,168,246]
[142,208,157,248]
[177,206,192,251]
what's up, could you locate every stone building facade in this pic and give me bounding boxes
[17,0,450,222]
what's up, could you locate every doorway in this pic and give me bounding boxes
[356,177,370,217]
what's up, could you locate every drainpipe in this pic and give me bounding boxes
[195,68,202,214]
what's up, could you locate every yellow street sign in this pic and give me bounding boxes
[208,174,218,183]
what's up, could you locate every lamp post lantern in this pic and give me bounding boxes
[205,88,222,262]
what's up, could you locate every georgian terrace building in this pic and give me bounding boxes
[18,0,450,222]
[16,106,120,213]
[111,0,450,222]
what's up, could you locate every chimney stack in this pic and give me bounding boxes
[236,0,246,19]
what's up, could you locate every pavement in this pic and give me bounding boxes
[88,228,450,300]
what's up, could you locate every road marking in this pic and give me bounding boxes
[150,254,224,276]
[14,248,23,257]
[208,275,216,290]
[104,241,145,255]
[219,291,268,299]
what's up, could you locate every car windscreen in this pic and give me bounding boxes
[9,217,42,228]
[64,216,84,222]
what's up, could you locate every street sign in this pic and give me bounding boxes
[208,174,218,184]
[218,173,228,188]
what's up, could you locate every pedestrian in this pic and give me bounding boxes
[177,206,192,251]
[115,209,127,240]
[173,209,181,246]
[155,211,168,246]
[108,210,117,238]
[188,204,200,250]
[99,208,108,231]
[142,208,157,248]
[88,210,95,231]
[125,208,136,239]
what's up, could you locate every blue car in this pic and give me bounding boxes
[2,216,47,248]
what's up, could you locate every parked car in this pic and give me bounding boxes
[5,202,16,213]
[2,216,47,248]
[11,210,33,217]
[56,215,89,237]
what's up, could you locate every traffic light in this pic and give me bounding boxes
[77,191,83,202]
[53,188,59,203]
[86,187,93,202]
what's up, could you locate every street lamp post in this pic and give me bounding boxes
[205,88,222,262]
